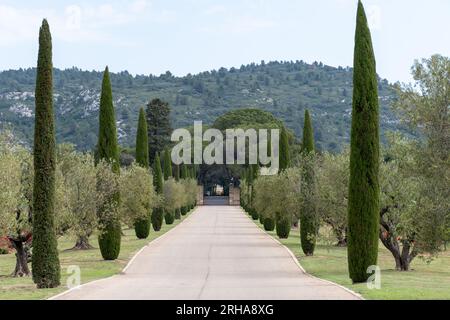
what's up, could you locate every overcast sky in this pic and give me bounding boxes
[0,0,449,83]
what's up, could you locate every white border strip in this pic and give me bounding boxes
[246,209,364,300]
[48,207,198,300]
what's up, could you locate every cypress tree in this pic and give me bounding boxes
[152,153,164,231]
[347,0,380,283]
[180,164,188,215]
[300,109,318,256]
[276,212,291,239]
[96,66,121,260]
[279,127,290,172]
[174,164,180,181]
[146,99,172,165]
[32,19,60,288]
[134,107,151,239]
[163,148,172,180]
[163,149,175,224]
[302,110,314,152]
[263,218,275,231]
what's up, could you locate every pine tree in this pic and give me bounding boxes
[163,148,172,180]
[146,99,172,165]
[348,0,380,283]
[134,107,151,239]
[32,19,61,288]
[96,66,121,260]
[300,109,318,255]
[279,127,290,172]
[151,153,164,231]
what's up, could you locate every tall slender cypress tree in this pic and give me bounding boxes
[348,0,380,283]
[32,19,60,288]
[152,153,164,231]
[96,66,121,260]
[279,127,290,172]
[134,107,151,239]
[180,164,188,215]
[162,149,175,224]
[174,164,180,181]
[300,109,318,256]
[163,148,172,180]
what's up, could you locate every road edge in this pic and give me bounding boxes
[244,208,364,300]
[48,207,199,300]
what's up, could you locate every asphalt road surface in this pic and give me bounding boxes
[53,206,359,300]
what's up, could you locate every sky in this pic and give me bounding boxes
[0,0,449,83]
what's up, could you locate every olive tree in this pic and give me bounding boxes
[0,133,33,277]
[316,150,349,246]
[120,163,159,233]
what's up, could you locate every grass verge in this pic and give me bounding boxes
[0,211,193,300]
[249,213,450,300]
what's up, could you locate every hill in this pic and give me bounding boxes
[0,60,402,151]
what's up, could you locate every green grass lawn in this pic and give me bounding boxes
[251,216,450,300]
[0,213,191,300]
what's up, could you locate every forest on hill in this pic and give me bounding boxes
[0,60,403,151]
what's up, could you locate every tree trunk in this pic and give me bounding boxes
[72,236,93,250]
[10,239,31,277]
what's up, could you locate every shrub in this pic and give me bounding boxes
[120,164,158,239]
[276,212,291,239]
[263,217,275,231]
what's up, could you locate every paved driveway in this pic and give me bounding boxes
[53,206,359,300]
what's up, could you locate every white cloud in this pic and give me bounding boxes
[130,0,150,13]
[65,5,82,30]
[0,2,152,47]
[203,5,227,15]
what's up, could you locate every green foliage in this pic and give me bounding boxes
[120,164,158,239]
[347,1,380,283]
[151,207,164,232]
[135,107,149,168]
[299,110,318,256]
[174,164,180,181]
[31,20,60,288]
[163,149,172,180]
[133,107,150,237]
[152,153,164,194]
[279,127,290,172]
[316,150,349,246]
[263,217,275,231]
[151,154,164,231]
[146,99,172,165]
[276,212,291,239]
[175,208,181,220]
[96,66,122,261]
[213,108,283,130]
[301,110,314,153]
[0,60,398,153]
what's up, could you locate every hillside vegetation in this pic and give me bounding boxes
[0,60,401,151]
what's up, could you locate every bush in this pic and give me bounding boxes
[120,164,158,239]
[276,212,291,239]
[164,211,175,225]
[263,217,275,231]
[134,218,151,239]
[151,207,164,231]
[175,208,181,220]
[96,161,121,260]
[251,209,259,220]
